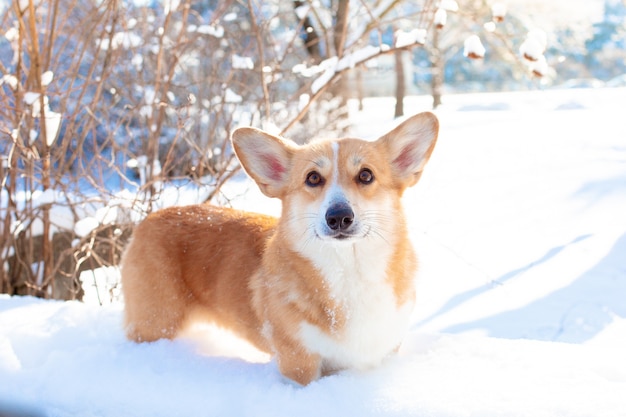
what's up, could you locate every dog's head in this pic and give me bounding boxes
[231,112,438,247]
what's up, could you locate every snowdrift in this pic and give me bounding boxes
[1,88,626,417]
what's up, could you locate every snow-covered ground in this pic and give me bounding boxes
[1,88,626,417]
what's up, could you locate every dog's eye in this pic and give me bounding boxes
[357,168,374,185]
[305,171,324,187]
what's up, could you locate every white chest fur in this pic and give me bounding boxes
[297,238,414,371]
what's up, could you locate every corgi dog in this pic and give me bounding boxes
[121,112,438,385]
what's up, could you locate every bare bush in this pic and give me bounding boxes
[1,0,545,301]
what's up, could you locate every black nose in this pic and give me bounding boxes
[325,203,354,231]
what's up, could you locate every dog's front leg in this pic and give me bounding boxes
[272,332,322,386]
[277,350,322,386]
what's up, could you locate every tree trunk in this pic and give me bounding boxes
[356,64,364,111]
[394,48,406,118]
[293,1,323,63]
[330,0,351,134]
[333,0,349,57]
[431,27,443,109]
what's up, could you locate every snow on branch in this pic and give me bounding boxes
[310,57,338,95]
[23,88,62,147]
[464,35,486,60]
[519,29,551,77]
[434,8,447,29]
[439,0,459,12]
[395,29,427,48]
[491,2,507,22]
[520,29,547,62]
[232,55,254,70]
[187,24,224,38]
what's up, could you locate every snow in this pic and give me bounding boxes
[163,0,180,15]
[43,110,62,146]
[41,70,54,87]
[491,2,507,21]
[519,37,544,61]
[98,31,143,51]
[189,24,225,38]
[19,94,62,144]
[395,29,427,48]
[434,8,447,28]
[311,57,338,94]
[223,12,237,22]
[439,0,459,12]
[298,93,310,112]
[72,205,120,238]
[463,35,486,59]
[520,29,547,61]
[80,267,121,306]
[1,74,18,90]
[24,92,41,106]
[310,46,385,94]
[530,55,550,77]
[224,88,243,103]
[232,54,254,70]
[4,26,19,42]
[294,4,310,20]
[1,88,626,416]
[73,216,100,238]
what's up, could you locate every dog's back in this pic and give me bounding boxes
[122,205,276,351]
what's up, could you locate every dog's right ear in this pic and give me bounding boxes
[231,127,296,198]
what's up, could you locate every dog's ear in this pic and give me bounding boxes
[231,127,296,198]
[377,111,439,189]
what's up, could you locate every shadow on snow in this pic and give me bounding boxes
[439,233,626,343]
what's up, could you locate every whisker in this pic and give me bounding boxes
[367,228,391,245]
[297,225,318,252]
[359,210,395,222]
[284,212,319,226]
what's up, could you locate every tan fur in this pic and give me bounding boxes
[121,112,439,385]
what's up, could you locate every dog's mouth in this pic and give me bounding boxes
[316,225,370,241]
[330,232,353,240]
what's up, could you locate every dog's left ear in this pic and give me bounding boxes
[231,127,296,198]
[377,111,439,189]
